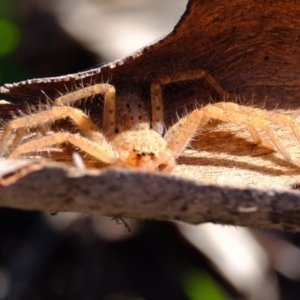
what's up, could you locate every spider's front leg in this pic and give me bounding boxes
[165,102,300,169]
[0,83,117,157]
[211,102,300,167]
[164,109,208,159]
[54,83,116,136]
[9,131,118,164]
[2,104,118,164]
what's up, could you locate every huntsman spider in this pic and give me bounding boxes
[1,69,300,172]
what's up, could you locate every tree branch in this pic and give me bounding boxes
[1,159,300,231]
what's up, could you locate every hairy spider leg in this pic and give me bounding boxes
[5,87,119,162]
[214,101,300,144]
[54,83,116,137]
[150,69,231,135]
[0,106,99,156]
[9,131,117,163]
[0,84,117,156]
[165,103,300,168]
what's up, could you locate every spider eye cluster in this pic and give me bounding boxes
[133,149,155,158]
[130,148,170,171]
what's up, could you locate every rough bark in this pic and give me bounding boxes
[1,159,300,231]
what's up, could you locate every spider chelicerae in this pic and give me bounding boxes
[1,69,300,172]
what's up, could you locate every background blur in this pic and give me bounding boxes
[1,0,300,299]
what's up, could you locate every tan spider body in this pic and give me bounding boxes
[1,69,300,171]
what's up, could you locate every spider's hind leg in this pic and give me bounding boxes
[54,83,117,137]
[150,69,231,135]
